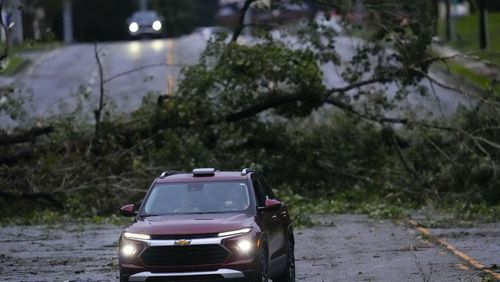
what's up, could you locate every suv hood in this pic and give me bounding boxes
[126,213,255,236]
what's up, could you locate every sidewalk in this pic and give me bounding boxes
[433,44,500,82]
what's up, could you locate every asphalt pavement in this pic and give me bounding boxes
[0,214,497,281]
[0,36,205,126]
[1,32,474,129]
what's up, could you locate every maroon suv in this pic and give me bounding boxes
[118,168,295,282]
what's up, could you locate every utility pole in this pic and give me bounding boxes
[478,0,488,49]
[11,0,23,44]
[355,0,364,26]
[63,0,73,44]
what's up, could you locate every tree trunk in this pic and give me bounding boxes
[478,0,488,49]
[444,0,454,41]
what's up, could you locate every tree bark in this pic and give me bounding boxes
[0,126,54,146]
[444,0,454,41]
[478,0,488,49]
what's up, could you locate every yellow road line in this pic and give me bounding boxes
[166,39,176,95]
[457,263,471,271]
[408,220,500,280]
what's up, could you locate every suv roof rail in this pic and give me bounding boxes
[241,168,255,176]
[159,170,183,179]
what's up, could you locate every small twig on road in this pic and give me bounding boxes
[411,251,433,282]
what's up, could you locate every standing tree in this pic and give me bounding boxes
[0,0,12,67]
[478,0,488,49]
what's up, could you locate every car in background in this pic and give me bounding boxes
[127,10,164,38]
[118,168,295,282]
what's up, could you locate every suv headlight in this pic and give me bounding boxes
[120,237,146,260]
[124,232,150,240]
[218,228,251,237]
[236,239,253,254]
[121,244,138,257]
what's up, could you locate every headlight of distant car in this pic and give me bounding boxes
[152,20,162,31]
[129,22,139,33]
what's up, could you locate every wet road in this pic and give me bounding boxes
[1,33,472,128]
[0,214,498,281]
[0,35,205,124]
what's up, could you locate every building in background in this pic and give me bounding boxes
[216,0,314,27]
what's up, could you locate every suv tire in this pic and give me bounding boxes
[255,246,269,282]
[273,239,295,282]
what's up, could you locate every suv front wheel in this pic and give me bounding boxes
[254,246,269,282]
[273,239,295,282]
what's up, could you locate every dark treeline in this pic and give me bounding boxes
[41,0,218,42]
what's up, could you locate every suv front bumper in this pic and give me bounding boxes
[128,269,244,281]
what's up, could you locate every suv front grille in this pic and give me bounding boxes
[150,233,218,240]
[141,245,229,267]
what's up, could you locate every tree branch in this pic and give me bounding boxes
[103,63,184,84]
[225,92,308,122]
[0,147,35,165]
[0,191,64,209]
[224,78,392,123]
[0,126,54,146]
[94,42,105,137]
[326,77,392,96]
[231,0,258,43]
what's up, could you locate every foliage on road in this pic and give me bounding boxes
[1,0,500,223]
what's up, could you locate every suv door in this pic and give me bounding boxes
[257,174,288,264]
[252,175,281,262]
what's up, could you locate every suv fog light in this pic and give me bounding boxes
[121,244,137,257]
[237,240,253,254]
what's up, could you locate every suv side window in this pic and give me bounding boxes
[258,174,276,200]
[252,175,266,207]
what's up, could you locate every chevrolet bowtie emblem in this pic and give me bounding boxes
[174,239,192,246]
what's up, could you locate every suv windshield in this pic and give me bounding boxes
[142,181,250,215]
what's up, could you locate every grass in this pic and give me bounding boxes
[0,55,28,75]
[436,12,500,93]
[0,40,60,75]
[443,60,499,93]
[0,40,61,54]
[1,191,498,228]
[276,188,500,228]
[440,12,500,66]
[0,211,131,227]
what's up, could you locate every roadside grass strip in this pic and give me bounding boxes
[408,220,500,280]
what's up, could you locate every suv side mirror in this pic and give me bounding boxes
[262,199,282,211]
[120,204,137,217]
